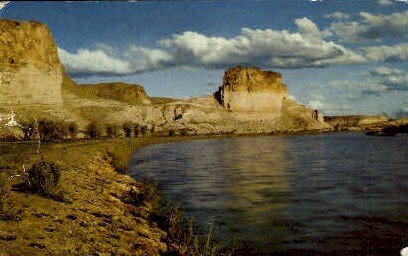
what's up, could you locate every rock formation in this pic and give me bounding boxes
[0,19,331,138]
[0,20,64,118]
[215,66,287,113]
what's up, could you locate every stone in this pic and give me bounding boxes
[214,66,287,113]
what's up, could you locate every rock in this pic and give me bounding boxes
[215,66,287,113]
[0,20,64,119]
[0,231,17,241]
[0,19,330,136]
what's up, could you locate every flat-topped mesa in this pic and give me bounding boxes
[0,19,64,117]
[214,66,287,113]
[75,82,151,105]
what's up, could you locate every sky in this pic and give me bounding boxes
[0,0,407,117]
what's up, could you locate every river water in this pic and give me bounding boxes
[129,133,408,255]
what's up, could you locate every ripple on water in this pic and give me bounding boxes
[129,133,408,255]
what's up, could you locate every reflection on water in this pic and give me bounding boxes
[129,133,408,255]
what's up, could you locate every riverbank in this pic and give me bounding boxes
[0,136,221,256]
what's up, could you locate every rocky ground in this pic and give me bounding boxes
[0,137,209,256]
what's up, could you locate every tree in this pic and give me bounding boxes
[86,121,103,138]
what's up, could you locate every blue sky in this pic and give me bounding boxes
[1,0,407,117]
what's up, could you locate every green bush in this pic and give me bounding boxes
[25,161,61,197]
[37,119,68,141]
[122,121,133,137]
[106,124,120,138]
[86,121,103,138]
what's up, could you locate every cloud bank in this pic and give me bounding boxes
[59,14,408,78]
[329,11,408,42]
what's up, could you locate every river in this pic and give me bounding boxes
[129,133,408,255]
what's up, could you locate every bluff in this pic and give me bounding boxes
[1,19,330,137]
[215,66,287,113]
[0,20,63,118]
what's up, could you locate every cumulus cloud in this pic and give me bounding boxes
[58,15,407,77]
[328,66,406,98]
[394,106,408,118]
[330,11,408,42]
[58,48,134,77]
[59,17,371,77]
[159,18,364,69]
[125,46,172,71]
[363,43,408,62]
[0,1,10,11]
[369,66,407,91]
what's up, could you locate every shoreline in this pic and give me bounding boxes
[0,129,405,255]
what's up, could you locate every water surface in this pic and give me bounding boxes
[129,133,408,255]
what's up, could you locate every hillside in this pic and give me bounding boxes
[1,19,330,137]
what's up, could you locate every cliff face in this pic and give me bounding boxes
[0,20,64,118]
[215,67,287,112]
[324,115,389,131]
[0,19,330,136]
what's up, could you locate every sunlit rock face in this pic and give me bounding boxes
[0,19,330,135]
[0,20,64,117]
[215,66,287,113]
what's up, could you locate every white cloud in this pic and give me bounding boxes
[308,100,324,109]
[0,1,10,11]
[324,12,350,20]
[330,11,408,42]
[58,47,134,77]
[125,46,172,71]
[378,0,393,5]
[159,18,364,69]
[369,66,407,91]
[57,15,406,77]
[363,43,408,62]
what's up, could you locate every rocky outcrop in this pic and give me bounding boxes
[0,20,64,118]
[324,115,389,131]
[71,82,151,106]
[1,19,330,136]
[215,66,287,112]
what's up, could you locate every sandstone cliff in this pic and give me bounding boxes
[0,20,64,119]
[324,115,389,131]
[1,19,330,137]
[215,66,287,112]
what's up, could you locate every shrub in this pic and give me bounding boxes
[133,123,140,137]
[107,151,127,174]
[25,161,61,197]
[0,172,9,213]
[140,125,148,137]
[122,121,133,137]
[122,180,162,210]
[86,121,103,138]
[67,122,78,138]
[37,119,68,141]
[150,125,156,134]
[21,118,37,141]
[0,171,22,221]
[168,129,176,136]
[106,124,120,138]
